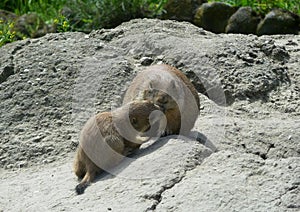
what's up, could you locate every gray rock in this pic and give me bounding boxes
[156,151,300,211]
[225,6,261,34]
[0,138,212,211]
[0,19,299,211]
[194,2,236,33]
[257,9,299,35]
[0,18,299,166]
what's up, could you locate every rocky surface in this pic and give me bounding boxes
[0,19,299,211]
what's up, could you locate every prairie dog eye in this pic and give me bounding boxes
[158,95,168,104]
[143,89,154,98]
[131,117,138,126]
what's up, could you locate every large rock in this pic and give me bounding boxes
[161,0,207,22]
[225,6,260,34]
[257,9,299,35]
[194,2,236,33]
[0,19,299,211]
[0,10,55,39]
[0,138,212,211]
[0,9,18,22]
[13,13,55,38]
[156,151,300,211]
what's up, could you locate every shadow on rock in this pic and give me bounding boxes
[78,131,217,192]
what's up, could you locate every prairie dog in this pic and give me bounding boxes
[74,100,165,194]
[123,64,200,136]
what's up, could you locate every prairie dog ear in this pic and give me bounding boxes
[142,82,154,98]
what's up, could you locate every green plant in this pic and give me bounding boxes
[0,20,17,47]
[53,15,71,32]
[208,0,300,15]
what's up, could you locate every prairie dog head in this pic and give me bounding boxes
[113,100,166,143]
[142,80,178,112]
[128,100,162,132]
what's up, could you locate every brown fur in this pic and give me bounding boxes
[74,100,164,194]
[123,64,200,136]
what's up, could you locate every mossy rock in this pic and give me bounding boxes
[194,2,236,33]
[0,9,18,22]
[14,13,55,38]
[225,6,261,34]
[162,0,207,22]
[0,10,56,39]
[257,8,299,35]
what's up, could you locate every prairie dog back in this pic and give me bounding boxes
[123,64,200,135]
[74,100,165,194]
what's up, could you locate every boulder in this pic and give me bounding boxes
[0,9,18,22]
[0,10,56,39]
[225,6,261,34]
[162,0,207,22]
[194,2,236,33]
[257,8,299,35]
[13,13,55,38]
[156,151,300,211]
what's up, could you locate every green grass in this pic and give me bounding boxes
[208,0,300,15]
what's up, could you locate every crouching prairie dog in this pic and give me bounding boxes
[123,64,200,136]
[74,100,166,194]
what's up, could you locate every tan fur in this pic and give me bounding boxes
[74,100,164,194]
[123,64,200,136]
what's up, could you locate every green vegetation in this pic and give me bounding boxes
[54,15,71,32]
[0,20,17,46]
[0,0,299,47]
[208,0,300,15]
[0,0,68,46]
[0,0,166,47]
[64,0,167,32]
[0,0,166,31]
[0,0,66,24]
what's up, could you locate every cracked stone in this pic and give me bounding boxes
[155,151,300,211]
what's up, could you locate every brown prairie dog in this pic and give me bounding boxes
[123,64,200,136]
[74,100,165,194]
